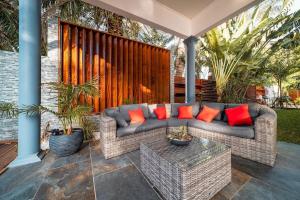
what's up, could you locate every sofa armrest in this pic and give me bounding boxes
[99,114,117,143]
[254,110,277,144]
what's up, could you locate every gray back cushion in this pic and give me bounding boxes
[171,102,200,117]
[120,103,149,121]
[105,107,119,118]
[201,102,225,120]
[105,107,128,127]
[223,103,260,122]
[114,113,129,127]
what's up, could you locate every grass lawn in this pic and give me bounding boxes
[276,109,300,144]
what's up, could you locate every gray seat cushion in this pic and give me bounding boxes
[117,119,167,137]
[119,103,149,121]
[188,119,255,139]
[171,102,200,117]
[201,102,225,120]
[167,117,194,127]
[223,103,260,122]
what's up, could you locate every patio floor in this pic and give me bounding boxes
[0,141,300,200]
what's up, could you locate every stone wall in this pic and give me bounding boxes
[0,17,60,145]
[0,51,18,140]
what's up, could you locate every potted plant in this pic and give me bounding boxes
[26,80,99,157]
[167,126,193,146]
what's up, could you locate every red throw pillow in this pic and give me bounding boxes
[225,104,252,126]
[154,107,167,120]
[197,105,220,123]
[178,106,193,119]
[128,108,145,124]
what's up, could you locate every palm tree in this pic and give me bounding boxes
[197,0,300,102]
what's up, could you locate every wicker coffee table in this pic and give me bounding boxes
[140,137,231,200]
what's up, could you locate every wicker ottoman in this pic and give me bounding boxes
[140,137,231,200]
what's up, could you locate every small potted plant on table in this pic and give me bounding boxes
[26,80,99,157]
[167,126,193,146]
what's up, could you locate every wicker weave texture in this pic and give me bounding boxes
[99,115,166,159]
[188,121,276,166]
[140,140,231,200]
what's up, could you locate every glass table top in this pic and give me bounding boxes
[141,137,230,170]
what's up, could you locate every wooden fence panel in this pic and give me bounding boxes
[174,76,217,103]
[59,21,170,112]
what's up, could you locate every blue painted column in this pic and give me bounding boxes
[10,0,42,167]
[183,36,198,103]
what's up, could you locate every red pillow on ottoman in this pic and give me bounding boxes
[178,106,193,119]
[154,107,167,120]
[225,104,252,126]
[197,105,220,123]
[128,108,145,124]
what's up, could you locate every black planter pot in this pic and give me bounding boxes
[49,128,84,157]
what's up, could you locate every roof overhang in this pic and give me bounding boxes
[83,0,260,38]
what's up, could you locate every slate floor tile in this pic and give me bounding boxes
[49,142,91,169]
[34,160,95,200]
[1,141,300,200]
[232,178,300,200]
[277,141,300,163]
[213,168,251,199]
[0,161,48,200]
[125,150,141,170]
[90,141,131,176]
[94,165,160,200]
[232,153,300,197]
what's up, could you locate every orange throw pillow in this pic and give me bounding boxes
[178,106,193,119]
[197,105,220,123]
[225,104,252,126]
[154,107,167,120]
[128,108,145,124]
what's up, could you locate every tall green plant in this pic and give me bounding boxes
[25,80,99,135]
[210,53,243,101]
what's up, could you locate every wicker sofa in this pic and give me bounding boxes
[99,102,277,166]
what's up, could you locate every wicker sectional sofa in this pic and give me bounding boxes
[99,102,277,166]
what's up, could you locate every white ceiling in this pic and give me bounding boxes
[84,0,259,38]
[156,0,214,19]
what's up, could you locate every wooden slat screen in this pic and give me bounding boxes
[59,21,170,112]
[174,76,218,103]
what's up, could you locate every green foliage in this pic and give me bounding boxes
[197,0,300,102]
[265,47,300,97]
[0,102,18,118]
[276,109,300,144]
[79,116,97,140]
[0,0,18,52]
[25,79,99,135]
[210,52,243,100]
